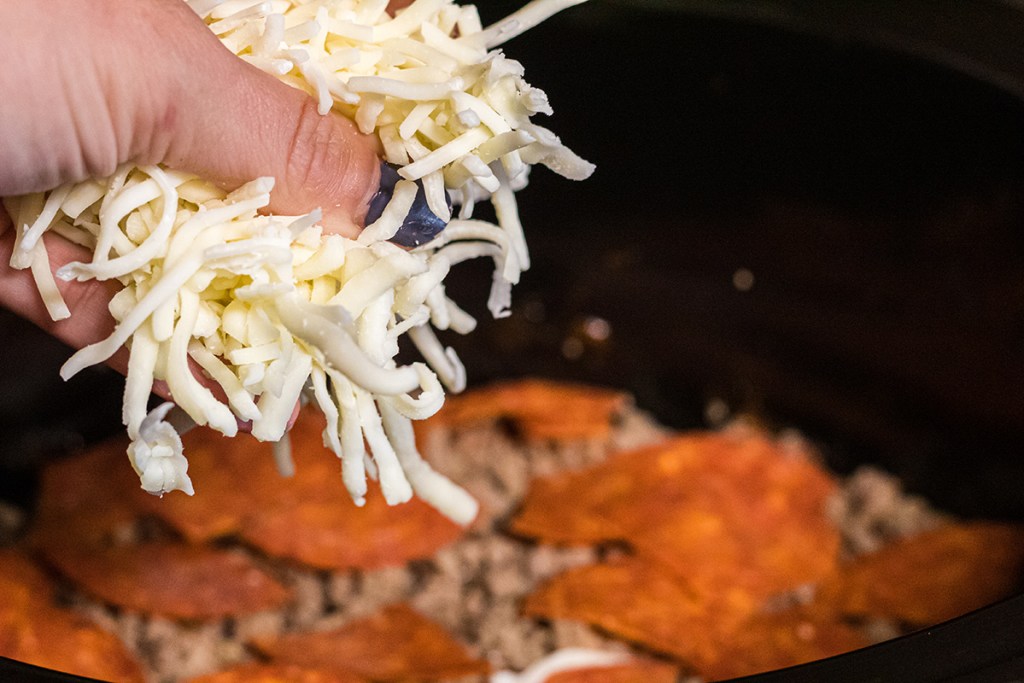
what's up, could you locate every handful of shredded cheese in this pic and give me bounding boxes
[2,0,592,526]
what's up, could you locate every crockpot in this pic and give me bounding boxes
[2,1,1024,680]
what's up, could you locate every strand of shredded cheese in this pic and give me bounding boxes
[3,0,592,525]
[490,649,631,683]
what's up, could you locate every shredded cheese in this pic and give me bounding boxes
[490,649,631,683]
[3,0,592,525]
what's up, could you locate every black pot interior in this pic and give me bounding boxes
[1,3,1023,680]
[441,2,1024,520]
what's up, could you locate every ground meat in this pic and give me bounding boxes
[0,407,950,682]
[827,466,950,558]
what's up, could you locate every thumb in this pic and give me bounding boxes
[132,0,380,235]
[1,0,380,237]
[155,11,381,236]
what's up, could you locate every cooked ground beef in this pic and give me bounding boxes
[2,406,947,682]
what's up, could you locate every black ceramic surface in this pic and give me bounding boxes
[2,2,1024,681]
[443,1,1024,520]
[0,657,104,682]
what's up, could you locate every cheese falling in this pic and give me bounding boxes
[1,0,593,525]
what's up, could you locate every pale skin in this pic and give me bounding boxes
[0,0,415,395]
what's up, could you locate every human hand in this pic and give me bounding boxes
[0,0,382,356]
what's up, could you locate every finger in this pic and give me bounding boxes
[137,1,382,235]
[0,219,118,360]
[388,0,415,13]
[1,0,381,237]
[161,61,381,236]
[0,222,286,426]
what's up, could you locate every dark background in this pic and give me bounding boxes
[2,1,1023,518]
[445,1,1024,517]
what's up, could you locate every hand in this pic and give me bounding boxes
[0,0,382,355]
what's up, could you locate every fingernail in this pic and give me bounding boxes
[365,162,450,247]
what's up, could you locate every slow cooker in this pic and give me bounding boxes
[2,1,1024,680]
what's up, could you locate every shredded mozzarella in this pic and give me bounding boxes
[490,649,631,683]
[4,0,592,524]
[128,402,194,496]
